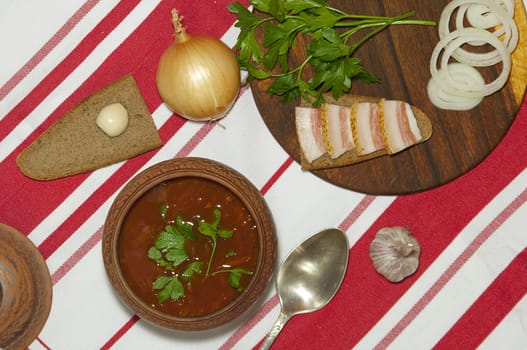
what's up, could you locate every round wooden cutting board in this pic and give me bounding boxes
[251,0,527,195]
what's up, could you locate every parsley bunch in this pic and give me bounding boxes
[228,0,435,106]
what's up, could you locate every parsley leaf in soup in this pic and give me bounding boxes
[228,268,253,291]
[165,248,189,267]
[176,215,195,240]
[155,228,185,250]
[181,261,205,281]
[153,275,184,304]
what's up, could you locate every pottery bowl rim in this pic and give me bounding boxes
[102,157,277,331]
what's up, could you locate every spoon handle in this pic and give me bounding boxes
[259,311,291,350]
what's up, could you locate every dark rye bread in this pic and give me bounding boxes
[300,94,432,170]
[17,75,162,180]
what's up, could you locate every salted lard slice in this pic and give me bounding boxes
[295,106,328,163]
[381,100,422,154]
[352,102,385,155]
[323,103,355,159]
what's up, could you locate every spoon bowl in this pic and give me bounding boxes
[260,228,349,349]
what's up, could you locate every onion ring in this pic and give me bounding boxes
[430,27,511,98]
[465,0,514,29]
[455,3,507,46]
[439,0,518,66]
[427,63,485,110]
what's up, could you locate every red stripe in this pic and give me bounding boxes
[339,194,376,232]
[435,247,527,349]
[260,157,294,195]
[36,336,52,350]
[220,295,280,350]
[376,187,527,349]
[259,100,527,349]
[0,0,101,101]
[100,315,140,350]
[176,122,216,158]
[0,0,138,142]
[51,226,103,285]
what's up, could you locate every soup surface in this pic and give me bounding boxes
[118,177,259,317]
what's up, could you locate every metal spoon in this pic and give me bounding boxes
[260,228,349,349]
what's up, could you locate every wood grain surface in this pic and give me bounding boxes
[0,223,52,350]
[251,0,527,195]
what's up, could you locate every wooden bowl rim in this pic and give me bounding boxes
[102,157,277,331]
[0,223,52,348]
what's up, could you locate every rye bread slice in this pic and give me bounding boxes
[300,94,432,170]
[16,75,162,180]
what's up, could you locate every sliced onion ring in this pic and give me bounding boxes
[455,3,506,46]
[465,0,514,29]
[430,27,512,98]
[427,63,485,110]
[440,0,518,66]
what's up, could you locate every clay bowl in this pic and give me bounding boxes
[0,223,52,350]
[102,157,277,331]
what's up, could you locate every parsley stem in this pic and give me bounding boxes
[344,23,391,55]
[340,12,434,49]
[205,237,216,276]
[390,19,436,26]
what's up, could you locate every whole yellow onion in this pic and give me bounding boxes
[156,9,241,121]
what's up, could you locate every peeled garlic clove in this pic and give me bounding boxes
[96,103,129,137]
[369,226,421,283]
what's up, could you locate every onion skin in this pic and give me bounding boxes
[156,10,240,121]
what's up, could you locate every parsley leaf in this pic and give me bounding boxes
[198,208,234,275]
[153,275,184,304]
[149,225,189,269]
[181,261,205,281]
[176,215,195,241]
[148,246,172,269]
[228,268,253,290]
[147,246,163,260]
[155,228,185,250]
[165,248,188,267]
[213,267,254,291]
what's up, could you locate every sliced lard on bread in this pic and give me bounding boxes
[16,75,162,180]
[380,99,423,154]
[352,101,384,156]
[321,103,354,159]
[294,106,327,163]
[295,94,432,170]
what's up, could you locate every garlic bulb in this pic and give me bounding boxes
[369,226,420,283]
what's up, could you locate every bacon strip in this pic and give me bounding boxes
[353,102,385,155]
[324,103,355,158]
[295,106,328,162]
[382,100,422,154]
